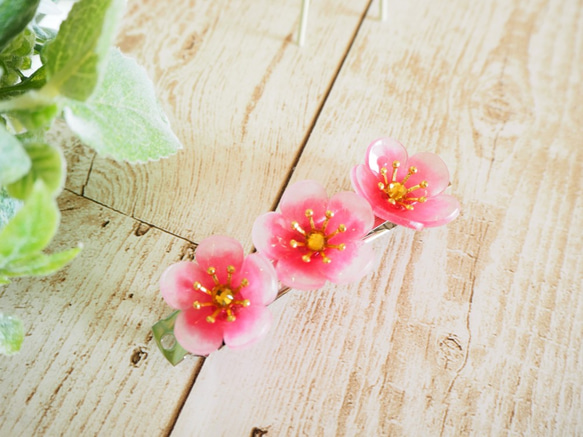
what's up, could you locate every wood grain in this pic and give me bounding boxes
[172,0,583,435]
[1,0,582,435]
[81,0,373,248]
[0,192,202,435]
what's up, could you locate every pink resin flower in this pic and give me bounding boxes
[252,180,375,290]
[160,235,278,356]
[351,138,460,230]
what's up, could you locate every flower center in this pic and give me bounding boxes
[289,209,347,264]
[213,286,234,307]
[378,160,428,210]
[306,231,326,251]
[192,265,250,323]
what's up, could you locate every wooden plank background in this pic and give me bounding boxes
[1,0,582,435]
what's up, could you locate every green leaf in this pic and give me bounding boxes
[0,188,22,229]
[0,123,31,185]
[0,313,24,355]
[6,141,65,199]
[0,181,58,261]
[0,245,80,277]
[64,48,183,162]
[0,66,47,101]
[8,100,60,130]
[0,0,41,52]
[44,0,125,101]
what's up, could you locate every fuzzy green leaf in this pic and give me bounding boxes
[64,48,182,162]
[0,0,41,52]
[44,0,125,101]
[0,188,22,229]
[8,100,60,130]
[1,246,80,277]
[7,142,65,200]
[0,313,24,355]
[0,181,58,261]
[0,123,31,185]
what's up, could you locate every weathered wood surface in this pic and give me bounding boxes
[83,0,372,248]
[1,0,583,435]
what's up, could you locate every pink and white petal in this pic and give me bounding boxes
[366,138,408,174]
[252,212,293,260]
[239,253,279,305]
[279,180,329,227]
[223,306,273,350]
[174,309,225,356]
[160,261,207,310]
[407,194,460,228]
[406,152,450,197]
[314,242,360,278]
[326,242,376,284]
[195,235,244,283]
[351,164,386,208]
[276,257,327,290]
[327,191,375,241]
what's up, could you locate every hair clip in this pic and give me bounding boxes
[153,138,460,365]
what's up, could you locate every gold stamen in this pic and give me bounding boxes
[305,209,316,230]
[233,299,250,307]
[380,167,389,186]
[207,266,220,285]
[193,301,215,310]
[401,166,418,184]
[291,221,306,236]
[391,160,400,181]
[322,210,334,231]
[406,181,428,193]
[327,224,346,239]
[206,308,221,323]
[193,281,211,295]
[290,239,304,248]
[226,265,235,285]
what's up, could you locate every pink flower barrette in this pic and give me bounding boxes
[153,138,460,365]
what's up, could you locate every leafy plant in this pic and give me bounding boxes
[0,0,183,355]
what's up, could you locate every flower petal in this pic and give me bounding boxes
[252,212,292,260]
[406,152,450,197]
[366,138,408,173]
[279,180,329,228]
[276,257,327,290]
[174,309,224,356]
[405,194,460,229]
[223,305,273,349]
[239,253,279,305]
[324,242,376,284]
[160,262,207,310]
[195,235,244,283]
[351,164,401,221]
[327,191,375,241]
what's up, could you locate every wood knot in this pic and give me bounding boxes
[469,61,531,154]
[130,347,148,367]
[179,244,197,262]
[437,334,465,369]
[134,223,151,237]
[250,427,268,437]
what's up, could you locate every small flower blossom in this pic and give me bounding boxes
[351,138,460,230]
[160,236,278,356]
[252,180,375,290]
